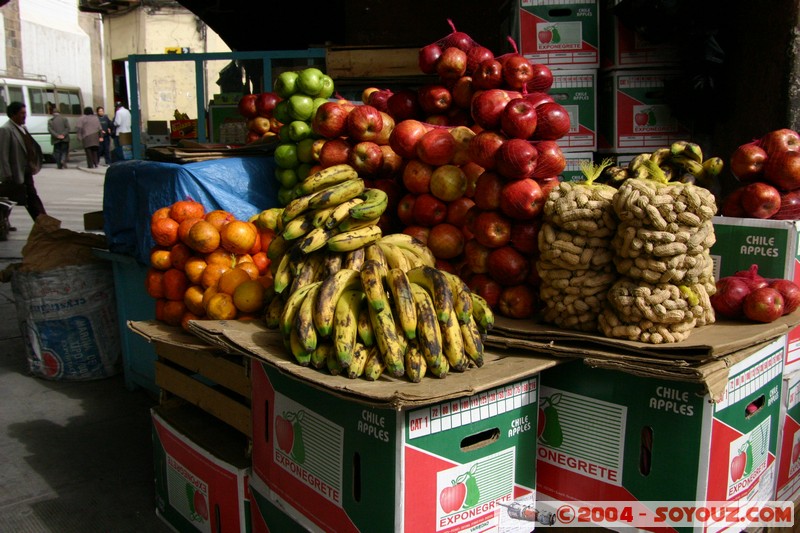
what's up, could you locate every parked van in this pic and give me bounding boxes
[0,75,84,161]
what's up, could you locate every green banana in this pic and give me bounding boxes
[404,341,427,383]
[294,282,322,354]
[670,140,703,163]
[349,188,389,220]
[409,283,447,377]
[298,163,359,195]
[406,265,454,324]
[313,268,362,338]
[361,259,389,312]
[471,292,495,333]
[362,347,384,381]
[308,178,365,210]
[327,224,382,252]
[387,268,417,340]
[323,197,364,229]
[333,289,364,370]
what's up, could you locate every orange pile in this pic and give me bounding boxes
[145,198,275,331]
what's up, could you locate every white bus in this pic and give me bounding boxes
[0,75,84,161]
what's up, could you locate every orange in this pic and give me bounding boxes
[163,268,189,301]
[220,220,259,255]
[249,231,262,255]
[145,268,166,299]
[233,279,266,313]
[154,298,166,321]
[151,206,171,224]
[205,209,234,230]
[252,252,270,275]
[180,311,202,333]
[259,229,276,253]
[170,243,193,271]
[236,261,260,281]
[201,262,230,289]
[178,217,204,245]
[206,292,238,320]
[257,272,274,290]
[162,300,187,327]
[183,284,206,316]
[236,312,260,321]
[206,249,236,267]
[170,199,205,223]
[186,220,221,254]
[150,246,172,270]
[202,285,219,309]
[184,256,208,285]
[217,267,251,295]
[151,217,180,247]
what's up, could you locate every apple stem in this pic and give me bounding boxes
[506,35,520,55]
[447,18,457,33]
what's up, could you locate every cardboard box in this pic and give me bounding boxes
[249,474,315,533]
[536,335,786,532]
[776,369,800,502]
[710,216,800,372]
[171,119,199,140]
[325,46,422,79]
[599,2,680,69]
[597,69,692,153]
[152,403,251,533]
[518,0,600,68]
[83,210,104,231]
[560,151,594,181]
[550,69,597,151]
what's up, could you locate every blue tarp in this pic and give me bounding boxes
[103,156,279,266]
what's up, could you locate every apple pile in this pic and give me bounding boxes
[722,128,800,220]
[146,198,276,330]
[710,264,800,323]
[238,92,282,143]
[269,67,337,205]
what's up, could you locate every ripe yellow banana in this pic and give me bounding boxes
[404,341,427,383]
[267,233,292,262]
[461,315,485,368]
[364,243,389,279]
[345,342,369,379]
[311,342,334,370]
[440,270,473,325]
[377,241,411,272]
[342,247,366,271]
[281,193,313,224]
[471,292,495,333]
[314,268,362,337]
[322,252,343,278]
[440,311,468,372]
[361,259,389,312]
[326,347,343,376]
[702,156,724,177]
[338,216,382,232]
[297,226,336,254]
[670,140,703,163]
[409,282,447,377]
[281,211,317,240]
[308,178,365,210]
[298,163,359,195]
[279,280,321,337]
[323,197,365,230]
[649,147,671,167]
[290,250,324,292]
[327,225,382,252]
[387,268,417,340]
[368,304,405,378]
[671,155,706,178]
[310,204,340,229]
[333,289,364,370]
[271,250,294,294]
[357,301,375,347]
[379,233,436,267]
[349,188,389,220]
[264,293,285,329]
[362,347,384,381]
[406,265,454,324]
[288,327,311,366]
[294,281,322,354]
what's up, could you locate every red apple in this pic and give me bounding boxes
[348,141,384,177]
[466,45,495,74]
[318,138,352,167]
[473,171,504,211]
[471,89,515,131]
[419,43,443,74]
[536,176,560,200]
[468,130,507,170]
[397,193,417,226]
[496,139,539,180]
[533,102,571,140]
[403,225,430,244]
[472,210,512,248]
[524,91,555,108]
[450,125,476,166]
[245,130,261,144]
[499,178,545,220]
[462,161,485,197]
[464,239,491,273]
[255,92,281,117]
[488,245,530,286]
[377,145,404,179]
[387,89,422,122]
[425,114,450,127]
[413,193,448,227]
[769,279,800,314]
[427,223,465,260]
[532,140,566,178]
[446,196,476,227]
[444,28,474,52]
[502,55,534,90]
[764,150,800,191]
[367,89,394,113]
[447,107,471,127]
[451,76,476,109]
[743,287,785,323]
[730,141,767,182]
[312,101,350,139]
[437,46,468,81]
[416,128,456,166]
[773,188,800,220]
[238,94,258,119]
[472,59,504,90]
[525,63,554,93]
[510,220,541,255]
[501,97,539,139]
[247,116,271,135]
[466,273,502,308]
[347,105,384,142]
[402,159,434,195]
[720,188,747,217]
[741,181,782,218]
[374,112,395,145]
[498,284,537,317]
[418,84,453,116]
[430,164,467,202]
[760,128,800,157]
[390,119,429,159]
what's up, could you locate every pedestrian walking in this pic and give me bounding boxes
[112,101,131,161]
[0,101,46,229]
[47,102,70,169]
[97,106,113,166]
[77,106,102,168]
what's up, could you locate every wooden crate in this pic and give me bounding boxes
[325,46,422,79]
[154,340,252,439]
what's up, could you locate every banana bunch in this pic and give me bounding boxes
[264,232,494,382]
[598,141,723,192]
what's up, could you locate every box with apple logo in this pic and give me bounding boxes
[709,216,800,373]
[536,335,785,532]
[599,0,681,70]
[560,151,594,181]
[597,69,692,153]
[152,402,252,533]
[550,69,597,152]
[518,0,600,68]
[776,369,800,503]
[249,353,550,533]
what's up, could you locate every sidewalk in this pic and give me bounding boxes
[0,154,171,532]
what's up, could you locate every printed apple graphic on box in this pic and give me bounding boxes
[439,465,481,513]
[634,107,656,127]
[538,393,564,447]
[275,410,306,463]
[185,483,209,523]
[729,439,754,482]
[537,25,560,44]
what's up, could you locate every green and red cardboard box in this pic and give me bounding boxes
[776,369,800,503]
[250,358,543,533]
[535,335,786,532]
[518,0,600,68]
[599,0,680,70]
[249,475,312,533]
[710,217,800,373]
[152,403,252,533]
[550,69,597,152]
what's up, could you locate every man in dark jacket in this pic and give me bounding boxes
[47,102,70,169]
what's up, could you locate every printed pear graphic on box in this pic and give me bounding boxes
[276,409,306,463]
[538,393,564,447]
[439,464,480,513]
[184,483,209,523]
[538,24,560,44]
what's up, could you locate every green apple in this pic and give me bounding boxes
[287,120,312,142]
[296,137,317,164]
[273,100,293,124]
[297,162,314,181]
[275,166,299,188]
[317,75,335,99]
[297,67,325,96]
[312,97,329,118]
[274,71,299,99]
[274,142,299,169]
[288,94,314,121]
[277,186,295,206]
